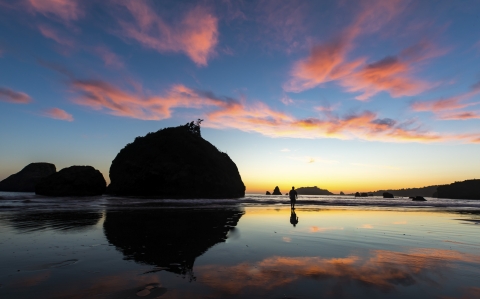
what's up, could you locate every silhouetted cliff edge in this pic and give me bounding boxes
[437,179,480,199]
[107,121,245,198]
[296,186,333,195]
[0,163,56,192]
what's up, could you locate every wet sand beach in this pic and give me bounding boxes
[0,193,479,298]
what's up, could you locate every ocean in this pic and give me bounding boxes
[0,192,479,298]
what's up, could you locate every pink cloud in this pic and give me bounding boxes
[341,55,432,101]
[42,108,74,121]
[38,24,75,47]
[411,82,480,120]
[438,111,480,120]
[92,46,124,69]
[71,79,229,120]
[69,78,480,143]
[26,0,83,21]
[114,2,218,66]
[284,1,438,100]
[0,87,32,104]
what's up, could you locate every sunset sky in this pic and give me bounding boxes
[1,0,480,194]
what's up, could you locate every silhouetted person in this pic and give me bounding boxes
[290,210,299,227]
[289,186,298,209]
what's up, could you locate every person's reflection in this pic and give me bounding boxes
[290,209,299,227]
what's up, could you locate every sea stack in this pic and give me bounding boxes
[107,121,245,198]
[35,166,106,196]
[0,163,56,192]
[272,186,282,195]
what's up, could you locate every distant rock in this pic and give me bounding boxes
[0,163,56,192]
[340,191,345,195]
[107,122,245,198]
[410,196,426,201]
[383,192,394,198]
[437,179,480,200]
[35,166,106,196]
[266,191,271,195]
[272,186,282,195]
[361,193,368,197]
[296,186,333,195]
[355,192,360,197]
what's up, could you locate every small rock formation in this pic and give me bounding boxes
[107,122,245,198]
[296,186,333,195]
[355,192,360,197]
[383,192,394,198]
[361,193,369,197]
[410,196,426,201]
[266,191,271,195]
[340,191,345,195]
[35,166,106,196]
[0,163,56,192]
[272,186,282,195]
[436,179,480,199]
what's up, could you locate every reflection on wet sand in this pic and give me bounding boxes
[198,248,480,296]
[0,210,102,232]
[103,208,244,279]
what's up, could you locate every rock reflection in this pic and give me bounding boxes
[0,210,102,232]
[103,207,244,279]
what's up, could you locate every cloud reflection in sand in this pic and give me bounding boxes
[197,248,480,295]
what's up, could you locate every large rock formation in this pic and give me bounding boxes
[272,186,282,195]
[436,179,480,199]
[35,166,106,196]
[296,186,334,195]
[0,163,56,192]
[107,122,245,198]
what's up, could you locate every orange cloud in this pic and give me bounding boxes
[0,87,32,103]
[284,1,437,100]
[42,108,74,121]
[341,55,432,101]
[309,226,343,232]
[71,79,230,120]
[26,0,83,21]
[197,248,480,295]
[68,77,480,143]
[114,2,218,66]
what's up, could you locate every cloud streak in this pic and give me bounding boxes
[26,0,83,21]
[411,81,480,120]
[68,77,480,143]
[197,248,480,295]
[42,108,74,121]
[284,1,438,100]
[113,1,218,66]
[0,87,32,104]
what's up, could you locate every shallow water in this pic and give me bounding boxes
[0,192,479,298]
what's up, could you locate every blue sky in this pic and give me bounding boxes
[1,0,480,193]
